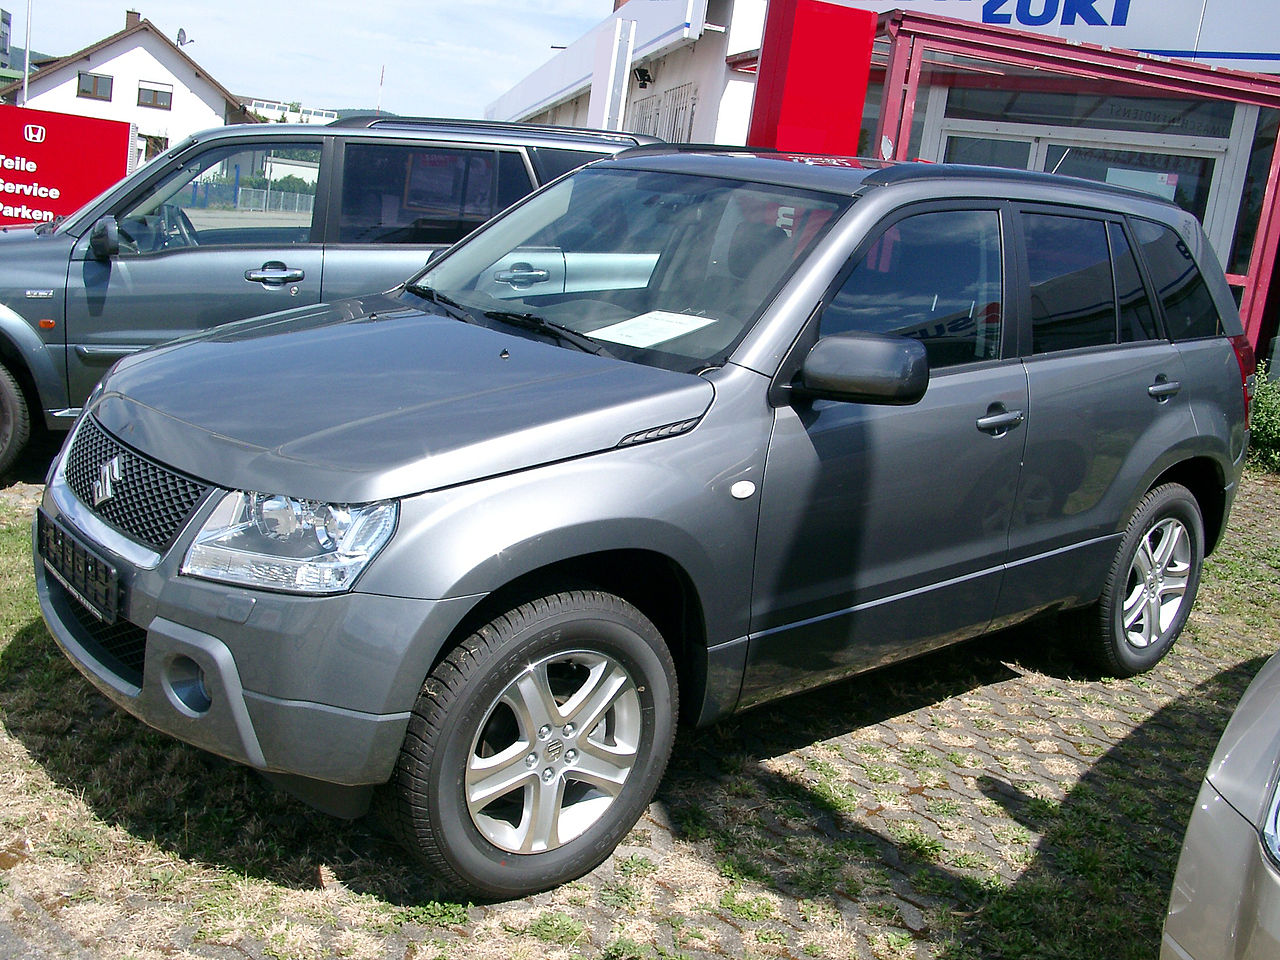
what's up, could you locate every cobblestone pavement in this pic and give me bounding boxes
[1,442,1277,960]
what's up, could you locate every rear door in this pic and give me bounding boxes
[319,139,537,300]
[63,136,329,406]
[744,204,1028,706]
[994,209,1195,623]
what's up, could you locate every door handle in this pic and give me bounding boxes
[1148,378,1181,401]
[494,262,550,287]
[245,262,305,285]
[976,407,1025,436]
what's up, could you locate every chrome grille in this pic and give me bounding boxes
[64,417,210,550]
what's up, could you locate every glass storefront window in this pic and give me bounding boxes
[1229,108,1279,276]
[946,87,1235,139]
[944,136,1032,169]
[1044,144,1215,222]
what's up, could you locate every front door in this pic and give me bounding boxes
[743,206,1028,706]
[63,139,327,407]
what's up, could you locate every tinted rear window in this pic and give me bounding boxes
[1024,213,1116,354]
[1132,219,1222,340]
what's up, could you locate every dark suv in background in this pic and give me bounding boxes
[35,152,1254,899]
[0,117,658,473]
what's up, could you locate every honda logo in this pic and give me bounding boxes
[23,124,46,144]
[92,456,122,507]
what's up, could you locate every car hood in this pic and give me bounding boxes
[89,295,716,502]
[1205,650,1280,828]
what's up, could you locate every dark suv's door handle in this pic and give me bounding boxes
[1148,378,1181,401]
[976,407,1025,436]
[245,262,305,285]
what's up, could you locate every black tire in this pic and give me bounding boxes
[1079,482,1204,677]
[381,590,678,899]
[0,363,31,478]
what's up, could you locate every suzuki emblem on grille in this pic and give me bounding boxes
[92,456,122,506]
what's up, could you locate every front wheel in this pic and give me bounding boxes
[1080,483,1204,677]
[382,590,678,899]
[0,363,31,477]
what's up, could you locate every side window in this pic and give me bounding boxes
[1109,222,1159,342]
[1025,213,1116,354]
[821,209,1002,369]
[528,147,608,182]
[339,143,504,245]
[1131,219,1222,340]
[116,143,321,254]
[496,152,536,212]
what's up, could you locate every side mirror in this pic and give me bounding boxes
[88,217,120,260]
[797,330,929,405]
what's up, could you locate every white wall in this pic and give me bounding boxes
[20,30,229,161]
[502,0,762,145]
[487,0,710,123]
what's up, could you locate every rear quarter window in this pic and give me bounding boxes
[1132,218,1222,341]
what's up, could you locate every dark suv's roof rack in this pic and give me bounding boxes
[329,115,660,145]
[612,143,778,160]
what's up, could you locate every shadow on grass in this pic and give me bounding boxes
[0,616,454,906]
[0,606,1071,909]
[0,600,1262,954]
[655,638,1265,960]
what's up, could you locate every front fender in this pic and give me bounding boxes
[356,416,768,656]
[0,301,67,414]
[360,458,749,642]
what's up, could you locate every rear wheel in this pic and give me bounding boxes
[1080,483,1204,677]
[0,363,31,477]
[382,590,677,899]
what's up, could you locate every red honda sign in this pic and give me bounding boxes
[0,104,132,227]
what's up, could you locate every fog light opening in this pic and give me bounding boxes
[166,655,212,715]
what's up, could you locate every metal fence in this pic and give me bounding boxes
[181,181,315,215]
[630,82,697,142]
[234,188,315,214]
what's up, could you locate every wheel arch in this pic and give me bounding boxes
[1147,456,1228,555]
[427,548,711,725]
[0,303,66,420]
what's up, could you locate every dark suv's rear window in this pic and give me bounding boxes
[1132,218,1222,340]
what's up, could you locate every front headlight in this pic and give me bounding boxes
[1264,775,1280,866]
[181,491,398,594]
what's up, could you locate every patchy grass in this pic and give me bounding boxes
[1,470,1278,959]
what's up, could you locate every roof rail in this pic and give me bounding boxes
[612,143,779,160]
[328,115,661,144]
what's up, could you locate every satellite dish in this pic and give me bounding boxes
[176,28,193,46]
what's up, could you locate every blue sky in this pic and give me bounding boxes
[13,1,606,117]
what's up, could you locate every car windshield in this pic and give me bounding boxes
[409,167,849,373]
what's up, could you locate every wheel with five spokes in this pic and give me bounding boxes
[382,590,677,899]
[1082,482,1204,677]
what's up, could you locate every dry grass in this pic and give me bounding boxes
[1,471,1277,959]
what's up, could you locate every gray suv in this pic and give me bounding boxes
[34,151,1255,899]
[0,117,657,473]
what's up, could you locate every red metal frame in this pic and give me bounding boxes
[872,10,1280,352]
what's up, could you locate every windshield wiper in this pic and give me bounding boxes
[483,310,613,357]
[403,282,477,324]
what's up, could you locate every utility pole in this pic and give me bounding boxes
[21,0,32,106]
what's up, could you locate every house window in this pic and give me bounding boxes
[77,71,113,101]
[138,82,173,110]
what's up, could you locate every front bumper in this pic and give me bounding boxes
[1162,779,1280,960]
[34,471,475,814]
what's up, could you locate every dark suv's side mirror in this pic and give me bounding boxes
[797,330,929,405]
[88,216,121,260]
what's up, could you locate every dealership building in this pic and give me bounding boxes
[489,0,1280,368]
